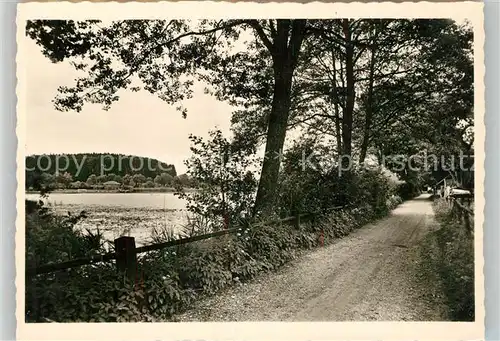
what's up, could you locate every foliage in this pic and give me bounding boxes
[154,173,174,186]
[420,199,475,321]
[386,195,403,210]
[277,138,399,218]
[27,264,155,323]
[396,181,421,201]
[144,180,155,188]
[175,129,258,230]
[25,201,105,268]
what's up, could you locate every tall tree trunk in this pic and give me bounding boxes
[359,40,377,164]
[331,49,342,157]
[253,63,293,217]
[341,19,355,162]
[253,20,307,218]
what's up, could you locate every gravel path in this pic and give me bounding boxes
[174,194,449,321]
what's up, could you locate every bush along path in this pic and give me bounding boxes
[173,194,449,321]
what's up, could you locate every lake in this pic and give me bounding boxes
[25,192,187,209]
[26,192,190,247]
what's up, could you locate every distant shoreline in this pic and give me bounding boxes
[26,187,196,195]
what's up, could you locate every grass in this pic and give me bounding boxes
[418,198,475,321]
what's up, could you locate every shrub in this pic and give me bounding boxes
[25,200,105,269]
[26,264,155,322]
[386,195,403,210]
[277,156,396,219]
[26,200,122,322]
[174,130,258,231]
[396,182,420,201]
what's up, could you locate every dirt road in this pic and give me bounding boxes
[175,194,448,321]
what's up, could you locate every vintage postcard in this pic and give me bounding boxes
[16,1,485,340]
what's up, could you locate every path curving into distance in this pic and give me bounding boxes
[174,194,449,321]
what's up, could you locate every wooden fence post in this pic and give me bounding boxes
[114,236,137,283]
[295,214,301,229]
[464,213,471,233]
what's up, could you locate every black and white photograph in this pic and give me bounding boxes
[16,2,485,340]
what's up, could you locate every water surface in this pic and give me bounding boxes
[26,192,186,209]
[25,192,189,246]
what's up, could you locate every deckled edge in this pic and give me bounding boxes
[15,4,30,337]
[15,5,22,337]
[15,1,482,14]
[476,1,486,336]
[15,0,484,4]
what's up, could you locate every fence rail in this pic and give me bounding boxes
[26,212,319,278]
[27,252,117,277]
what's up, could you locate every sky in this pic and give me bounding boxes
[25,36,235,175]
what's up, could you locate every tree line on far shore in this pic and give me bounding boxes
[25,153,195,192]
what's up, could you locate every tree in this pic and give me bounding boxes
[86,174,97,186]
[365,20,473,188]
[122,174,132,186]
[132,173,146,186]
[291,20,415,163]
[153,175,162,187]
[96,175,107,184]
[175,129,258,230]
[25,153,177,186]
[40,172,56,191]
[277,19,472,173]
[154,173,173,186]
[242,20,308,216]
[175,174,191,187]
[56,171,73,187]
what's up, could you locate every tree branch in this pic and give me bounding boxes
[246,20,275,54]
